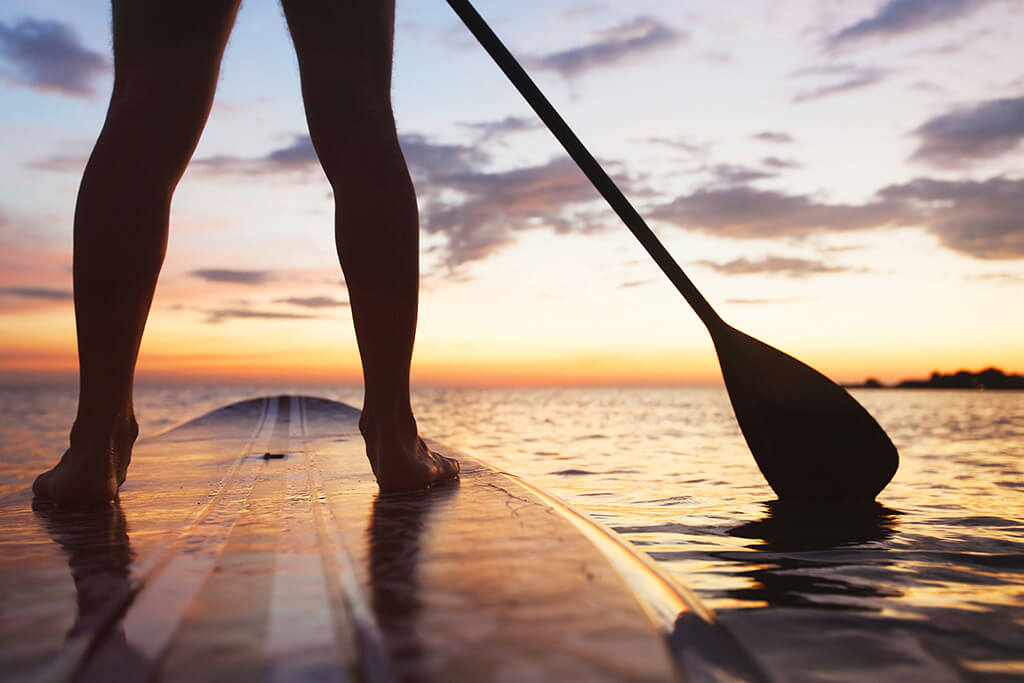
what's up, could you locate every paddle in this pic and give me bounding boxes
[445,0,898,501]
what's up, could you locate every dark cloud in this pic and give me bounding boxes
[761,156,801,170]
[421,156,604,268]
[400,133,488,177]
[652,173,1024,260]
[709,164,776,185]
[0,19,109,97]
[651,185,913,239]
[534,17,685,77]
[206,309,319,324]
[25,154,88,173]
[695,256,853,278]
[190,269,275,285]
[192,135,319,175]
[910,96,1024,166]
[753,131,794,144]
[0,286,72,300]
[878,176,1024,259]
[828,0,993,47]
[275,296,348,308]
[192,129,612,271]
[792,64,888,102]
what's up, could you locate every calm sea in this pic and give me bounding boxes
[1,384,1022,681]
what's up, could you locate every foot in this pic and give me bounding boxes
[360,413,459,492]
[32,416,138,508]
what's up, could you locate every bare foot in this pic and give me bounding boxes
[360,413,459,492]
[33,417,138,508]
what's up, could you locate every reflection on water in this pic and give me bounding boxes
[31,500,147,676]
[32,501,136,638]
[4,384,1024,680]
[714,502,903,612]
[729,500,901,552]
[366,484,459,681]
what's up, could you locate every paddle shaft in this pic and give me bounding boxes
[445,0,721,329]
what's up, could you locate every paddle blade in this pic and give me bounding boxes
[712,325,898,502]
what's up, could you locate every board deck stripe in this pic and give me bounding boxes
[264,397,351,683]
[77,397,278,681]
[300,397,395,683]
[27,398,275,683]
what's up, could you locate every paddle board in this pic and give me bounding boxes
[0,396,768,682]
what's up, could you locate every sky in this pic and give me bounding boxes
[1,0,1022,386]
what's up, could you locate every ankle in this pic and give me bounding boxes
[70,409,139,447]
[359,405,416,442]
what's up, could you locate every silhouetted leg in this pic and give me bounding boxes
[33,0,241,507]
[281,0,458,491]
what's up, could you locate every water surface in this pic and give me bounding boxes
[1,384,1021,681]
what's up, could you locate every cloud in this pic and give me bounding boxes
[878,176,1024,259]
[191,130,615,271]
[190,269,275,285]
[0,19,109,97]
[725,297,805,304]
[275,296,348,308]
[421,156,604,268]
[25,154,88,173]
[910,96,1024,166]
[651,185,913,239]
[460,116,541,143]
[828,0,994,47]
[653,172,1024,260]
[194,132,493,182]
[761,156,801,170]
[792,64,888,102]
[753,131,794,144]
[205,308,319,324]
[646,136,712,164]
[534,16,685,77]
[652,173,1024,260]
[708,164,776,185]
[695,256,854,278]
[968,272,1023,284]
[700,50,733,65]
[400,133,488,177]
[0,286,72,300]
[192,135,319,175]
[561,3,608,21]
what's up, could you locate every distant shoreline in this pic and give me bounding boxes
[845,367,1024,390]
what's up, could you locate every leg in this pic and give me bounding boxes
[33,0,240,507]
[281,0,457,491]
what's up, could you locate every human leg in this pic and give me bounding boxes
[280,0,457,491]
[33,0,241,506]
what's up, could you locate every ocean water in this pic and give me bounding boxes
[1,383,1022,681]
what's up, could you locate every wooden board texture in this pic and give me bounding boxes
[0,396,767,682]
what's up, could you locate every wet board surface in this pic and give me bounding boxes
[0,396,767,682]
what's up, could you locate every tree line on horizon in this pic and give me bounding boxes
[854,367,1024,390]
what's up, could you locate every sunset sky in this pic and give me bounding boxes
[1,0,1022,386]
